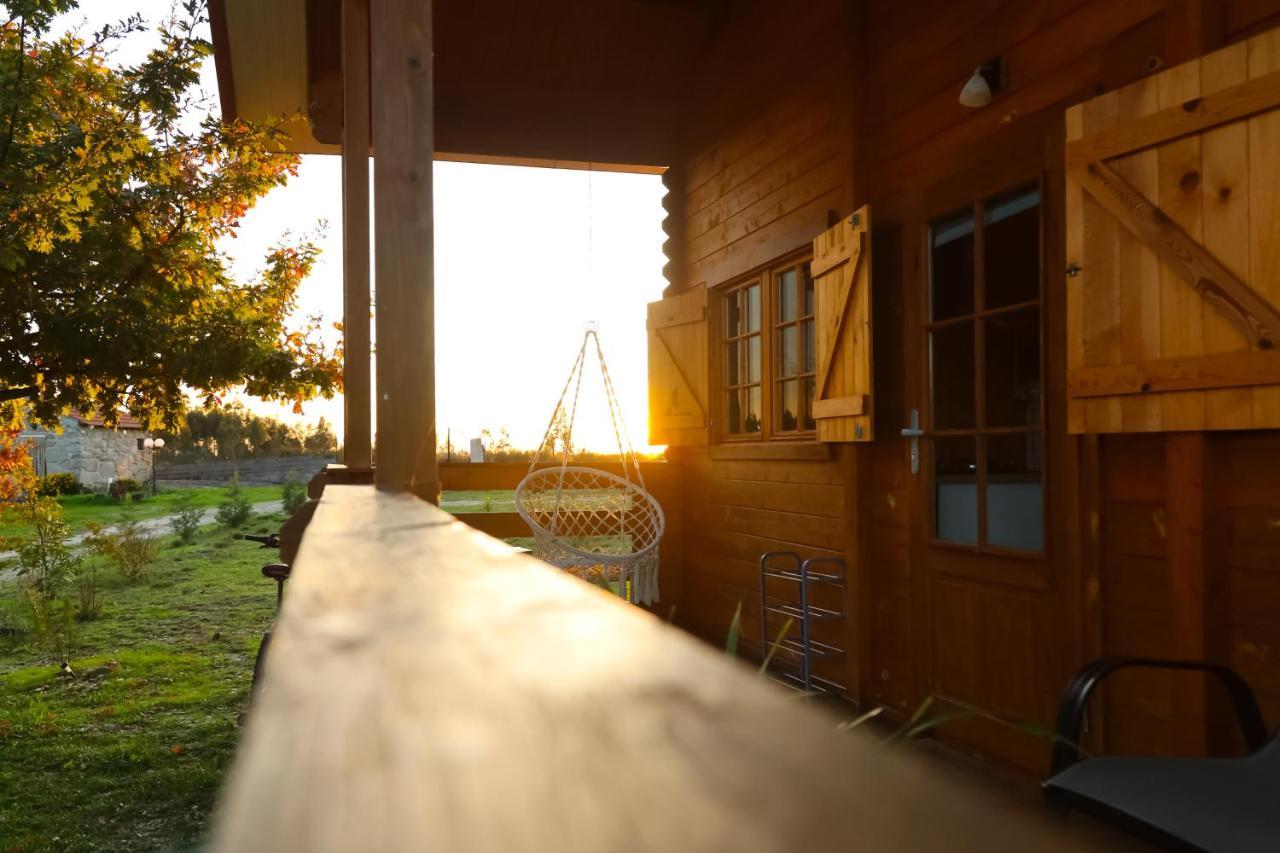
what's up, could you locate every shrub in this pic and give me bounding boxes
[13,496,80,599]
[281,475,307,516]
[35,472,80,497]
[21,583,77,666]
[85,518,158,582]
[109,478,143,500]
[216,478,253,528]
[75,562,104,622]
[170,493,204,543]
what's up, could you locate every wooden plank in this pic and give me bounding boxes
[1079,91,1124,433]
[212,485,1087,852]
[812,396,867,419]
[371,0,437,500]
[1165,433,1209,754]
[1250,29,1280,424]
[1072,160,1280,351]
[1068,348,1280,397]
[1156,61,1208,430]
[1063,68,1280,167]
[1201,41,1258,428]
[1112,75,1163,432]
[341,0,373,471]
[1066,104,1088,433]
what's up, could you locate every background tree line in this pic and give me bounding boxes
[158,403,337,463]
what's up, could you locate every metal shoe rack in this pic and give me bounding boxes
[758,551,846,694]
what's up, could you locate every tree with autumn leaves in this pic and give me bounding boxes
[0,0,342,431]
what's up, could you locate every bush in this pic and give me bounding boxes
[21,584,77,665]
[13,496,80,599]
[109,478,143,500]
[216,478,253,528]
[169,493,204,543]
[75,562,104,622]
[281,475,307,516]
[85,517,158,582]
[35,472,80,497]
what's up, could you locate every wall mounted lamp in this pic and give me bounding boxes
[959,57,1007,108]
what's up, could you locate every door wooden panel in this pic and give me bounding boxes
[1066,30,1280,432]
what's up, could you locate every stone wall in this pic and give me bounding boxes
[42,417,152,490]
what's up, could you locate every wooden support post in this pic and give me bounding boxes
[370,0,438,501]
[341,0,372,472]
[1165,432,1209,754]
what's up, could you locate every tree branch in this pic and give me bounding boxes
[0,386,36,402]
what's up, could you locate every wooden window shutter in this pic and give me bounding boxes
[812,205,873,442]
[1066,30,1280,433]
[647,287,709,446]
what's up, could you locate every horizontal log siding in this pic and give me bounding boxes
[674,0,854,290]
[671,446,852,689]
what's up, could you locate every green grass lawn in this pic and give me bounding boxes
[439,489,515,513]
[0,485,284,540]
[0,512,284,852]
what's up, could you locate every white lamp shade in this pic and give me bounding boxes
[143,437,155,449]
[153,437,165,449]
[959,67,992,107]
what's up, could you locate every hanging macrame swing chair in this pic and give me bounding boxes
[515,325,665,605]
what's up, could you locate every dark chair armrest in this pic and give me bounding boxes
[1049,657,1268,776]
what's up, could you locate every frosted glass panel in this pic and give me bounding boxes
[935,436,977,544]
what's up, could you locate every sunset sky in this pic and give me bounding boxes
[57,2,668,454]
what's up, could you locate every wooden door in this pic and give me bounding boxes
[901,151,1064,771]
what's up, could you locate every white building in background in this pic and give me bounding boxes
[20,410,154,490]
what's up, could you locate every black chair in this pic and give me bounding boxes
[1043,657,1277,853]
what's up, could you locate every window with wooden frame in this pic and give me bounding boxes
[928,185,1044,553]
[723,279,763,436]
[719,254,816,440]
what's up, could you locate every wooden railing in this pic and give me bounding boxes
[211,485,1086,852]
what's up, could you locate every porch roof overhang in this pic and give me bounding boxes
[211,0,722,170]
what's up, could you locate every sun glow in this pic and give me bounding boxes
[221,158,669,457]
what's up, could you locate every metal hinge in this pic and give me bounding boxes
[1066,262,1083,278]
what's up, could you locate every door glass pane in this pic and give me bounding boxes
[985,308,1041,427]
[778,325,797,377]
[984,187,1040,309]
[803,267,814,316]
[986,433,1043,551]
[778,269,797,322]
[745,336,761,384]
[724,341,739,386]
[803,319,815,373]
[743,387,762,434]
[935,436,977,544]
[931,322,975,429]
[779,380,799,431]
[745,284,760,333]
[801,377,815,430]
[930,209,975,321]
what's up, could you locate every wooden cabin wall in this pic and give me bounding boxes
[854,0,1280,769]
[659,0,1280,768]
[671,0,856,292]
[661,0,859,685]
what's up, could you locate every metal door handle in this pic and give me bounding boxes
[901,409,923,474]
